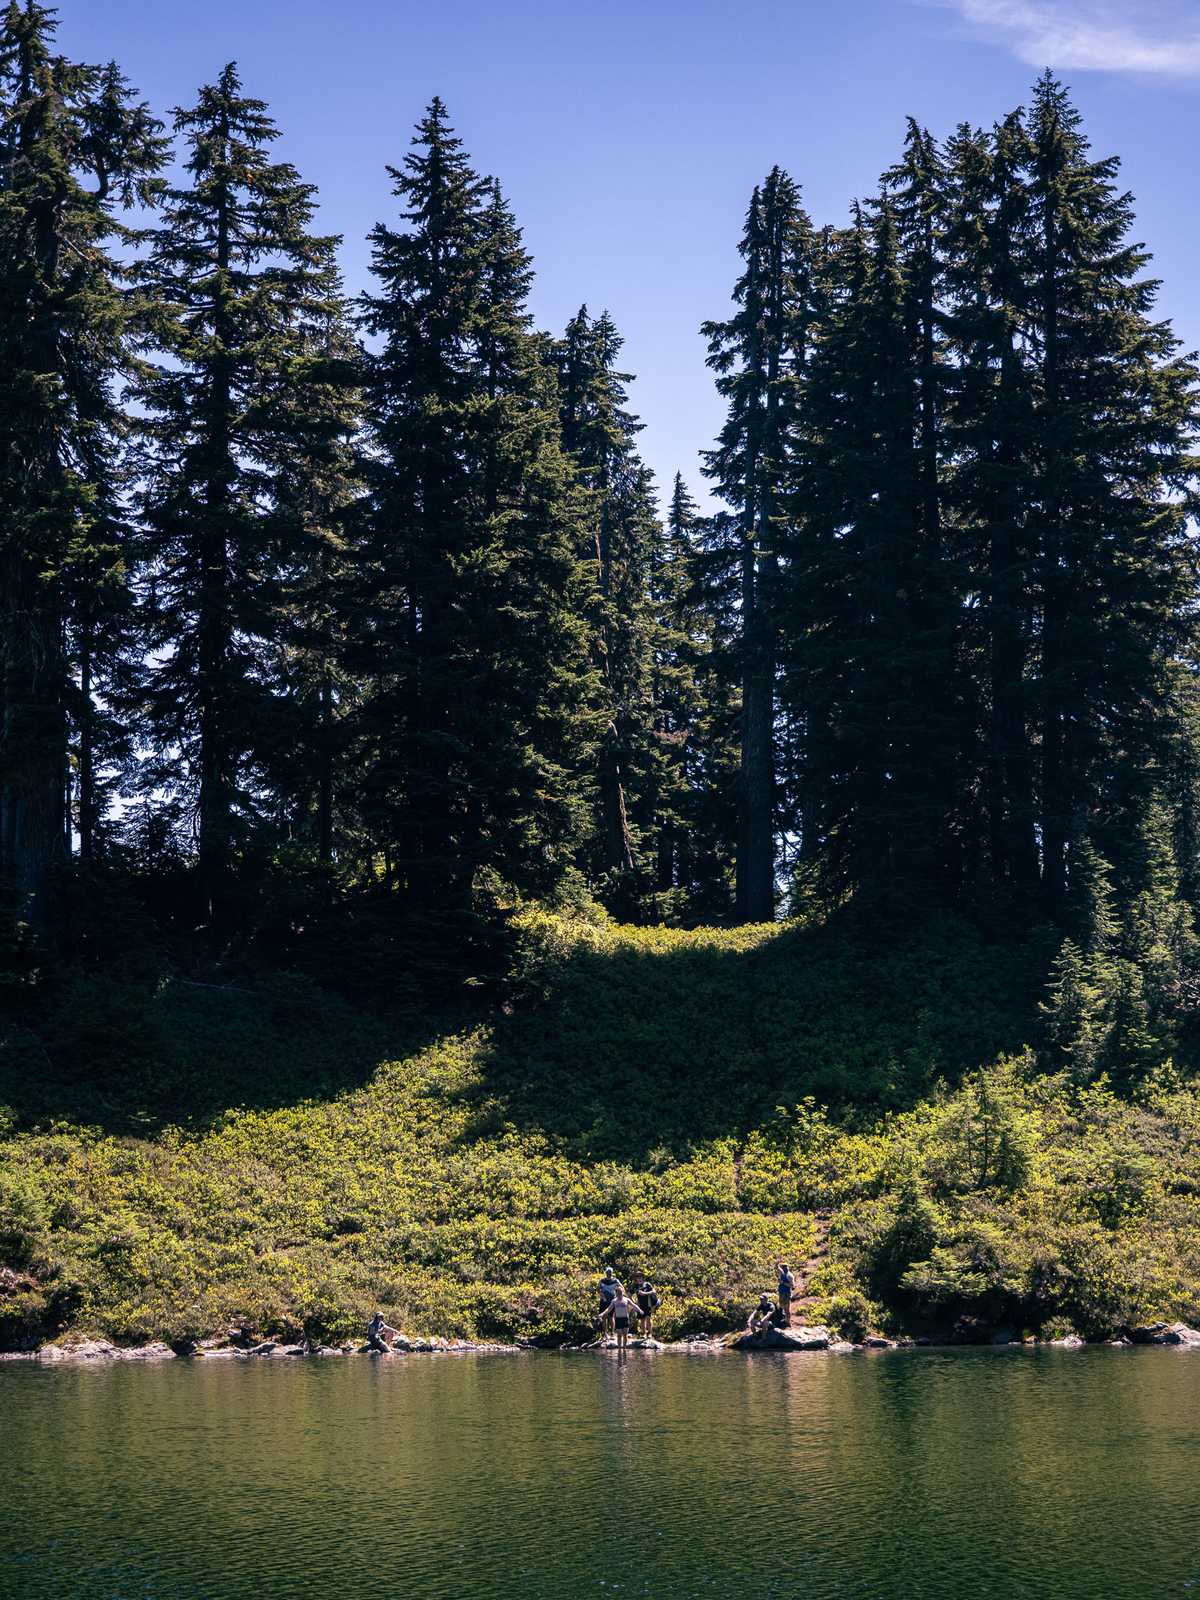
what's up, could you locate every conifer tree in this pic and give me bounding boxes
[553,305,665,905]
[657,472,739,916]
[355,101,596,915]
[259,306,362,872]
[1021,75,1196,912]
[0,3,164,921]
[703,167,813,921]
[941,112,1039,903]
[133,64,350,926]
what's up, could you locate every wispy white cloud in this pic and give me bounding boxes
[936,0,1200,77]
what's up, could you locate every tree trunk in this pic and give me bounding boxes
[0,574,66,921]
[1038,186,1067,914]
[197,130,235,928]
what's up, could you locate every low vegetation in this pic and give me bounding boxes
[3,908,1199,1351]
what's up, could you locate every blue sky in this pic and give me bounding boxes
[59,0,1200,509]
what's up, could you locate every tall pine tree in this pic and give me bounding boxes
[0,2,164,923]
[703,167,813,921]
[133,64,351,927]
[354,101,596,917]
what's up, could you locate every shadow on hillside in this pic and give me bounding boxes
[466,912,1051,1164]
[0,974,451,1139]
[0,909,1051,1150]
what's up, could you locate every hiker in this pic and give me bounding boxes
[747,1294,784,1337]
[777,1262,796,1326]
[636,1279,660,1338]
[597,1266,623,1323]
[606,1285,637,1352]
[366,1311,391,1353]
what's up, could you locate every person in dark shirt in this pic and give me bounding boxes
[366,1312,390,1353]
[747,1295,785,1336]
[597,1267,622,1321]
[635,1280,660,1338]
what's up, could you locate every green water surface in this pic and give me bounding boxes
[3,1345,1199,1599]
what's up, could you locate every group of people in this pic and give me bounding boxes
[365,1260,800,1355]
[592,1260,799,1349]
[746,1263,797,1337]
[594,1268,661,1351]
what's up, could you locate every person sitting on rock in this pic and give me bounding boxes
[747,1294,785,1337]
[636,1279,660,1338]
[366,1311,400,1353]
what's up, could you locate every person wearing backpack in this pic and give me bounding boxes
[777,1262,796,1326]
[635,1279,661,1338]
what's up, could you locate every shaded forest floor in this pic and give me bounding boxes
[2,908,1198,1349]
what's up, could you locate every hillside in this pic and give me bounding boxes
[3,908,1198,1351]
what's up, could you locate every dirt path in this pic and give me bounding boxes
[791,1211,832,1313]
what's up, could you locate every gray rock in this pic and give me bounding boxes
[730,1324,831,1352]
[37,1339,175,1363]
[1050,1335,1086,1348]
[1131,1321,1200,1346]
[120,1342,176,1361]
[865,1335,895,1349]
[39,1339,120,1362]
[829,1340,861,1353]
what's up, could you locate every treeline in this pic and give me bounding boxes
[2,1,1197,977]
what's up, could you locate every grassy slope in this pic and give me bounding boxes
[2,908,1199,1348]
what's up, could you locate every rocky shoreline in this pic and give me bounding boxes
[5,1320,1200,1364]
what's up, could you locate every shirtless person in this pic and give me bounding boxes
[606,1286,637,1352]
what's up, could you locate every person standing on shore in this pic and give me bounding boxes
[597,1267,622,1324]
[777,1263,796,1326]
[607,1286,636,1353]
[636,1279,660,1339]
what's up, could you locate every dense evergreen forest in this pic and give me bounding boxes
[3,3,1200,1349]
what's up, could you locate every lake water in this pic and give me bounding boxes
[3,1346,1200,1599]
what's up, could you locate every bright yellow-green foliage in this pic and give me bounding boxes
[2,909,1199,1346]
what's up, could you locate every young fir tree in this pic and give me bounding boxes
[355,101,596,915]
[0,3,164,923]
[133,64,351,927]
[703,166,813,922]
